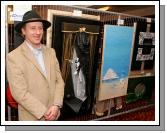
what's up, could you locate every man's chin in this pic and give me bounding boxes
[33,39,41,44]
[34,41,41,45]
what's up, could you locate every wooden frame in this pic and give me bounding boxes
[46,9,100,48]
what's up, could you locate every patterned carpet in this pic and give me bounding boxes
[6,97,155,121]
[59,98,155,121]
[104,106,155,121]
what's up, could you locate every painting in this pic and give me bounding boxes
[131,22,155,70]
[98,25,134,101]
[125,76,155,103]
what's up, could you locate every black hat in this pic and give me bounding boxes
[15,10,51,34]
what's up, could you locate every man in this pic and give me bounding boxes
[6,10,64,121]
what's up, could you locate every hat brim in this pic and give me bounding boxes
[15,19,51,34]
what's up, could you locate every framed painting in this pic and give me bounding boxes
[98,25,134,101]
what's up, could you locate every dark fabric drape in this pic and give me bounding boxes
[88,33,98,97]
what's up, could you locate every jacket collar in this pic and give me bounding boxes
[21,41,51,82]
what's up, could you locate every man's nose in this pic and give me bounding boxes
[36,29,42,34]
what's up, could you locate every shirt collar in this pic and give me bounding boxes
[25,41,42,55]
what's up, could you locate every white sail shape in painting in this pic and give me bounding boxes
[102,68,119,81]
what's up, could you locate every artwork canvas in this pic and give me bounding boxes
[98,25,134,101]
[125,76,155,104]
[131,22,155,70]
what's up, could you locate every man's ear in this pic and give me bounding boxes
[20,27,26,38]
[21,27,25,35]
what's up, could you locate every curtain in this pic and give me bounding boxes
[61,32,76,83]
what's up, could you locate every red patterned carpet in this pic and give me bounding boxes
[60,99,155,121]
[104,106,155,121]
[60,88,155,121]
[6,98,155,121]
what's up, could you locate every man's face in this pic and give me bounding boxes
[22,22,43,46]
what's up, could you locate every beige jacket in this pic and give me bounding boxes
[6,41,64,121]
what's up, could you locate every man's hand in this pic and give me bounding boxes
[44,105,60,121]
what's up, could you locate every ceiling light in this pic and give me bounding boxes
[98,6,110,11]
[8,7,11,12]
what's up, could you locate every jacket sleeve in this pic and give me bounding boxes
[6,54,47,119]
[51,49,64,107]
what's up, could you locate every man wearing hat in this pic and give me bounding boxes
[6,10,64,121]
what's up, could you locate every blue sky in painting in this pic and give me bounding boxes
[102,25,134,81]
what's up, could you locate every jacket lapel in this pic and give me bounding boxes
[21,42,49,81]
[42,46,51,82]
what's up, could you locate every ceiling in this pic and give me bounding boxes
[80,5,155,18]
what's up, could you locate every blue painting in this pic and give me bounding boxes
[98,25,134,100]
